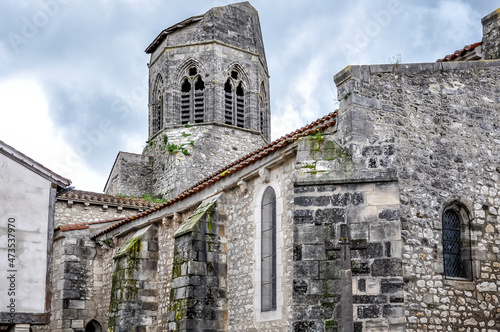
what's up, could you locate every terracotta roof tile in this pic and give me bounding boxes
[56,217,127,232]
[58,189,157,208]
[91,111,338,239]
[437,41,483,62]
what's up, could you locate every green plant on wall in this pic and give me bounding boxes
[167,143,192,156]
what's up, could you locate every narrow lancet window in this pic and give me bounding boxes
[194,77,205,123]
[236,82,244,128]
[261,186,276,312]
[181,79,191,124]
[224,79,233,125]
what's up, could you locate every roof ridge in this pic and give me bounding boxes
[91,111,338,239]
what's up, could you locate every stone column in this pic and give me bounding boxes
[12,324,30,332]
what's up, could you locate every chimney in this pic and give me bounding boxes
[481,8,500,59]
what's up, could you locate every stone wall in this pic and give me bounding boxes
[104,152,153,197]
[142,124,266,199]
[108,225,159,331]
[292,127,405,331]
[224,155,296,331]
[334,59,500,330]
[56,193,153,226]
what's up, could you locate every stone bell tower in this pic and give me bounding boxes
[145,1,270,140]
[105,2,271,199]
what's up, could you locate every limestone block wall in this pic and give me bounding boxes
[143,124,266,199]
[335,60,500,330]
[292,128,405,331]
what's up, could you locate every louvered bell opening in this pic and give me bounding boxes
[194,91,204,123]
[443,210,463,277]
[181,92,190,124]
[236,96,244,128]
[225,92,233,125]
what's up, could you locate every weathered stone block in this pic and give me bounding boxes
[294,225,323,244]
[294,209,314,224]
[294,196,331,207]
[371,258,402,277]
[315,208,345,224]
[320,261,341,279]
[294,261,319,279]
[357,305,381,319]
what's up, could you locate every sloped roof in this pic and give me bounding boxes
[145,15,204,54]
[0,139,71,189]
[91,111,338,239]
[436,41,483,62]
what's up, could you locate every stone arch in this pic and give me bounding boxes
[225,62,249,89]
[85,319,102,332]
[176,58,206,84]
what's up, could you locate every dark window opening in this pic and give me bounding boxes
[85,320,102,332]
[442,206,472,280]
[189,67,197,76]
[231,70,238,80]
[261,186,276,312]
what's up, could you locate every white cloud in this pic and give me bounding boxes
[0,78,106,191]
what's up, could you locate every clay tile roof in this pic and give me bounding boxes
[91,111,338,239]
[56,217,127,232]
[58,189,157,208]
[436,41,483,62]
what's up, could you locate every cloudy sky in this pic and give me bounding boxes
[0,0,494,192]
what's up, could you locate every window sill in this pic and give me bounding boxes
[443,277,475,290]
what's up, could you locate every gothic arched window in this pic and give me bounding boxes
[152,76,163,135]
[442,205,472,279]
[259,82,268,138]
[261,186,276,312]
[224,70,245,128]
[180,67,205,124]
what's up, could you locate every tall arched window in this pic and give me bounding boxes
[224,70,245,128]
[442,205,472,279]
[261,186,276,312]
[180,67,205,124]
[152,76,163,135]
[259,82,268,138]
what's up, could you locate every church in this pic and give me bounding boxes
[2,2,500,331]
